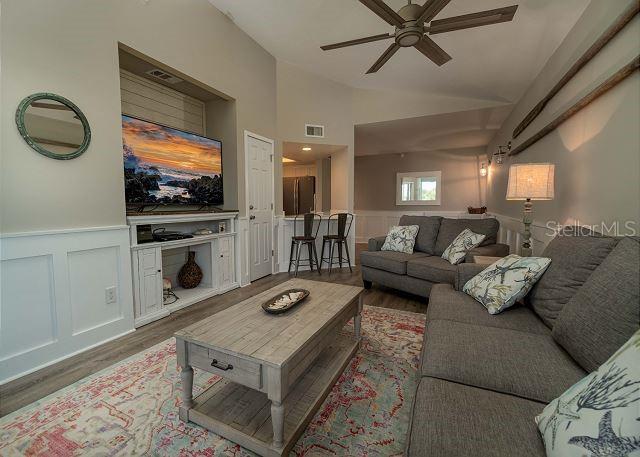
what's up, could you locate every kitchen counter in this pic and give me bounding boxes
[276,214,356,272]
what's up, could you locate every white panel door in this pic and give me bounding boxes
[247,134,274,281]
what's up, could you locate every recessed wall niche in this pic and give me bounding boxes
[117,44,238,213]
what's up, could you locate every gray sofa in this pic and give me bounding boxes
[405,232,640,456]
[361,216,509,297]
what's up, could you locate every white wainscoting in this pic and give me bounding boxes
[490,213,555,257]
[355,210,555,256]
[355,210,486,244]
[0,226,135,384]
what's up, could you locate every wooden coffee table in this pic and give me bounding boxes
[175,278,364,457]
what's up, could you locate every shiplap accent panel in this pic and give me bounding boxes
[0,227,134,384]
[119,69,205,134]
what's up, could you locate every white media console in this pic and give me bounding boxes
[127,212,240,328]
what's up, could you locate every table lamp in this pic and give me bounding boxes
[506,163,555,256]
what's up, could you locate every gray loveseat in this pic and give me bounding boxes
[405,232,640,456]
[361,216,509,297]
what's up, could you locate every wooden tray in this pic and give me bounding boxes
[262,289,310,314]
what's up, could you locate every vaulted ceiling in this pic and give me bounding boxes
[355,105,512,156]
[208,0,589,103]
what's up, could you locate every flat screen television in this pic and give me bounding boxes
[122,114,223,206]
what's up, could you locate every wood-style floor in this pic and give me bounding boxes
[0,244,426,417]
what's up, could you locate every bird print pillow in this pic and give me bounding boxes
[381,225,420,254]
[441,228,486,264]
[463,254,551,314]
[535,330,640,457]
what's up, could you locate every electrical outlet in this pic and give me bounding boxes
[105,286,117,304]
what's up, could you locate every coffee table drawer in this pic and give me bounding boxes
[189,343,262,390]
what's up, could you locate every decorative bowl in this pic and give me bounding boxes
[262,288,310,314]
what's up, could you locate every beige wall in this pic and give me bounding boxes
[1,0,276,233]
[355,148,484,212]
[276,61,354,213]
[486,0,640,231]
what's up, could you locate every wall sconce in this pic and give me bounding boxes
[480,162,487,177]
[489,141,511,165]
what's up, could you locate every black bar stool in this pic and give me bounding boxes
[288,213,322,277]
[320,213,354,274]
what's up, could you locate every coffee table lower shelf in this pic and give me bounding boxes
[187,334,359,457]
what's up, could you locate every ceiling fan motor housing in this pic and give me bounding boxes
[396,4,425,47]
[395,23,423,46]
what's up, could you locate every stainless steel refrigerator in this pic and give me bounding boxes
[283,176,316,216]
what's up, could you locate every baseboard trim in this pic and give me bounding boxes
[0,328,136,385]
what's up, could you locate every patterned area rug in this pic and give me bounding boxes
[0,305,425,456]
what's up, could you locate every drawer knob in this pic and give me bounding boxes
[211,359,233,371]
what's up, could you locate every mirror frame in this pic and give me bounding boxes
[15,92,91,160]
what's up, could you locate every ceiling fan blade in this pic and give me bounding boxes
[417,0,452,24]
[366,43,400,74]
[414,35,451,66]
[321,33,393,51]
[428,5,518,35]
[359,0,405,27]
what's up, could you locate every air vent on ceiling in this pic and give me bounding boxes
[305,124,325,138]
[145,68,183,84]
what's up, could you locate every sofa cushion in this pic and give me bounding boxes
[399,215,442,254]
[427,284,550,335]
[535,330,640,457]
[552,236,640,372]
[360,250,427,275]
[381,225,420,253]
[406,256,457,284]
[528,233,618,328]
[442,228,486,264]
[405,377,545,457]
[463,254,551,315]
[361,266,434,297]
[420,320,586,403]
[434,218,499,255]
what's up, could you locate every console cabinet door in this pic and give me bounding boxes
[137,247,163,317]
[219,236,235,288]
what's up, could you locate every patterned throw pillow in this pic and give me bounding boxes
[381,225,420,254]
[463,254,551,314]
[535,330,640,457]
[441,228,486,264]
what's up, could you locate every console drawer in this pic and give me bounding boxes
[189,343,262,390]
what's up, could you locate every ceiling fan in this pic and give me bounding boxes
[320,0,518,74]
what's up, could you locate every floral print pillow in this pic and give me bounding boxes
[535,330,640,457]
[441,228,486,264]
[381,225,420,254]
[463,254,551,314]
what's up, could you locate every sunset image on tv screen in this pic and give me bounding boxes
[122,115,223,205]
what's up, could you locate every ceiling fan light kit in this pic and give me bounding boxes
[321,0,518,74]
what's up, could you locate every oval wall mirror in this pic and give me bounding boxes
[15,93,91,160]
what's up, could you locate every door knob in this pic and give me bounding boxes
[250,215,256,220]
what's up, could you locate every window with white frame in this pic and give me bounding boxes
[396,171,442,206]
